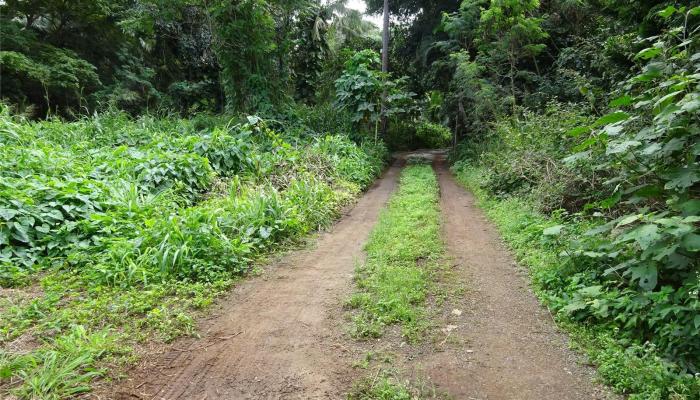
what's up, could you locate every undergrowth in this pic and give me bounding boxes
[454,166,700,400]
[0,110,387,399]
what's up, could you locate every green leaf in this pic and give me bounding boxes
[35,224,51,234]
[664,167,699,191]
[602,124,625,136]
[678,199,700,216]
[604,260,633,276]
[562,151,591,164]
[593,111,630,127]
[658,5,677,18]
[609,95,633,107]
[636,47,662,60]
[0,208,19,220]
[681,97,700,112]
[579,285,603,297]
[617,214,640,227]
[543,225,564,236]
[625,224,660,249]
[630,263,658,291]
[561,301,587,314]
[11,224,31,243]
[640,143,662,156]
[565,126,591,137]
[585,222,614,236]
[606,140,641,155]
[654,90,683,109]
[681,233,700,252]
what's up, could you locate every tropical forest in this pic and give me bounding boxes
[0,0,698,399]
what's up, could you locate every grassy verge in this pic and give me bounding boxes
[453,166,700,400]
[0,113,388,399]
[348,164,442,343]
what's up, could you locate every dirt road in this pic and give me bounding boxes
[107,155,612,400]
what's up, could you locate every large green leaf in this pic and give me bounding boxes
[636,47,662,60]
[606,140,641,155]
[630,263,658,291]
[543,225,564,236]
[592,111,630,127]
[623,224,660,250]
[664,167,699,191]
[681,233,700,252]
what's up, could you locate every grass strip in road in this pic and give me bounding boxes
[348,164,442,342]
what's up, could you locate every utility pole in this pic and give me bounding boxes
[379,0,389,137]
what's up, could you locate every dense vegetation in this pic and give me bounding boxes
[0,107,387,398]
[2,0,699,398]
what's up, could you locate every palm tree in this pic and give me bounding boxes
[325,0,380,51]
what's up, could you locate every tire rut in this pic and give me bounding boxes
[419,158,613,400]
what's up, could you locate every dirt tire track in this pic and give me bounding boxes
[418,158,613,400]
[108,163,401,400]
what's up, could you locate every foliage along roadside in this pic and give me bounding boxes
[348,163,443,342]
[447,5,699,399]
[452,166,700,400]
[0,109,388,399]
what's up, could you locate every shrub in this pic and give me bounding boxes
[134,151,214,200]
[190,128,254,176]
[450,14,700,378]
[414,121,452,149]
[0,175,107,270]
[313,135,387,188]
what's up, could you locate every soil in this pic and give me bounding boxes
[102,153,615,400]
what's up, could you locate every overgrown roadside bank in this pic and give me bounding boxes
[97,161,402,400]
[452,165,700,400]
[0,112,388,399]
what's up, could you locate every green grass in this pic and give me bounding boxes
[453,165,700,400]
[348,375,415,400]
[348,164,443,342]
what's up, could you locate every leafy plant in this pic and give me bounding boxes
[415,122,452,149]
[134,151,214,200]
[190,128,255,176]
[0,175,107,270]
[335,50,417,133]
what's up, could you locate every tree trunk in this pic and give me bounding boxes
[379,0,390,137]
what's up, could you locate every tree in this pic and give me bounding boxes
[334,49,416,135]
[293,3,332,103]
[380,0,390,136]
[326,0,380,51]
[477,0,548,113]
